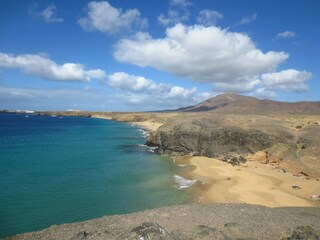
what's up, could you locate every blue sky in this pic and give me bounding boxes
[0,0,319,111]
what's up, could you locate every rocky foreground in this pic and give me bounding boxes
[7,204,320,240]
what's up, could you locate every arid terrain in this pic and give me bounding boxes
[7,204,320,240]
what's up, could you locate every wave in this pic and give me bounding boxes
[172,158,187,167]
[138,144,157,153]
[138,128,150,138]
[173,175,197,190]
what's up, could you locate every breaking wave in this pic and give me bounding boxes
[173,175,197,189]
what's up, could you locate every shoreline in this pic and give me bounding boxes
[93,115,320,208]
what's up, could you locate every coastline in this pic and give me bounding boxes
[4,112,320,238]
[93,115,320,208]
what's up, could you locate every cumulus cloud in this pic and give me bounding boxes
[235,13,257,26]
[106,72,211,109]
[40,4,63,23]
[107,71,193,95]
[79,1,147,34]
[114,24,288,93]
[0,52,106,82]
[276,31,296,39]
[108,72,153,91]
[197,9,223,26]
[261,69,311,93]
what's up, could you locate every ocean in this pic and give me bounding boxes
[0,114,190,238]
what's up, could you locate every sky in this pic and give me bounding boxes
[0,0,319,111]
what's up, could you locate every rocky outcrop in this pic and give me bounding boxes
[7,204,320,240]
[146,115,294,159]
[146,113,320,175]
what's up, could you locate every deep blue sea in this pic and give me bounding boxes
[0,114,189,238]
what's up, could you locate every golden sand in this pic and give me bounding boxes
[187,156,320,207]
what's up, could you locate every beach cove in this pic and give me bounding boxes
[96,112,320,209]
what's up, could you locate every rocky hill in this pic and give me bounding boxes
[6,204,320,240]
[147,113,320,177]
[177,93,320,115]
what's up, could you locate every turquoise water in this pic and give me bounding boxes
[0,114,188,238]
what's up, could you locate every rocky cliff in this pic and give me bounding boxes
[146,114,320,176]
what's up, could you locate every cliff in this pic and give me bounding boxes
[147,113,320,177]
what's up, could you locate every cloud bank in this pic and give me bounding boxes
[0,53,106,82]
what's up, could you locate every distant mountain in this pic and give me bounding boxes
[177,93,320,115]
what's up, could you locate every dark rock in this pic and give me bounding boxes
[283,226,320,240]
[70,231,90,240]
[292,185,301,190]
[224,222,239,228]
[126,222,167,240]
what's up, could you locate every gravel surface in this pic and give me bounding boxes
[6,203,320,240]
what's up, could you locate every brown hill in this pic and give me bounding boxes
[179,93,320,115]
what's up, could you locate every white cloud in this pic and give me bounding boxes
[107,71,194,96]
[255,88,277,99]
[158,0,190,26]
[114,24,288,93]
[108,72,153,91]
[158,10,189,26]
[123,87,206,110]
[235,13,257,26]
[0,52,106,82]
[213,79,261,93]
[40,4,63,23]
[168,86,196,98]
[276,31,296,39]
[261,69,311,93]
[197,9,223,26]
[106,72,210,109]
[79,1,147,34]
[170,0,192,7]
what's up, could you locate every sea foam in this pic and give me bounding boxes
[173,175,197,189]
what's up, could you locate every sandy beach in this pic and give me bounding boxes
[183,156,320,207]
